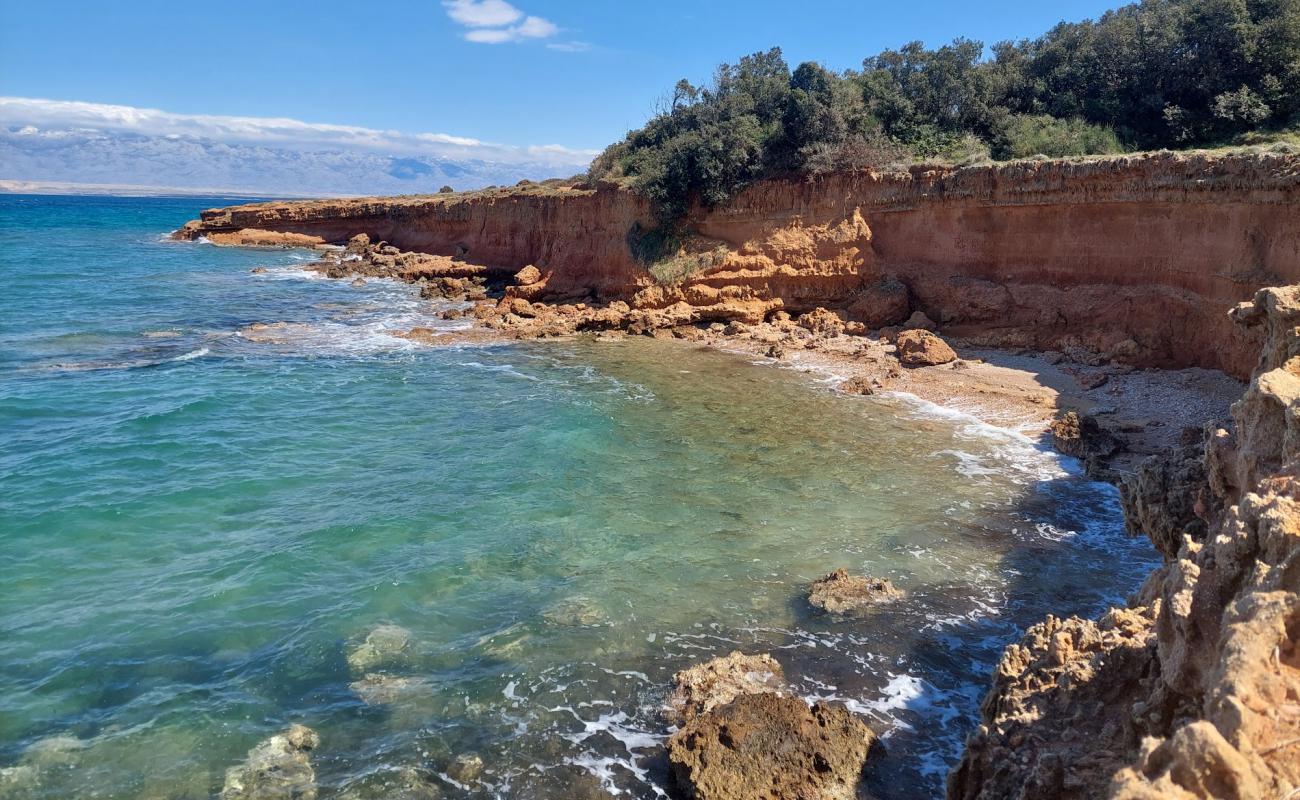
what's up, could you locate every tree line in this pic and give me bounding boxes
[589,0,1300,220]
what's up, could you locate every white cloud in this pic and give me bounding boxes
[443,0,560,44]
[546,40,592,53]
[443,0,523,27]
[0,97,596,166]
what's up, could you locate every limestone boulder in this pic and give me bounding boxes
[669,651,786,721]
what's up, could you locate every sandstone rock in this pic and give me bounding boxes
[507,298,537,318]
[902,310,937,331]
[669,651,786,721]
[220,725,319,800]
[895,329,957,366]
[843,321,867,336]
[350,278,366,288]
[765,344,786,359]
[667,693,876,800]
[797,307,846,337]
[808,568,902,614]
[514,265,542,286]
[347,624,411,674]
[847,278,910,328]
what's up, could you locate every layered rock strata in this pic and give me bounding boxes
[177,151,1300,377]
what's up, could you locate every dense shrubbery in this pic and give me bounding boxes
[591,0,1300,221]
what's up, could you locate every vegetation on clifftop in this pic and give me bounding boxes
[590,0,1300,221]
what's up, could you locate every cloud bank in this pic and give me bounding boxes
[0,97,597,195]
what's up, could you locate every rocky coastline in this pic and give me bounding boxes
[174,152,1300,799]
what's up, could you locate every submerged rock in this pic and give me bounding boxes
[445,753,484,784]
[895,329,956,366]
[540,596,608,627]
[838,376,876,396]
[669,651,786,721]
[346,624,411,674]
[220,724,319,800]
[348,673,427,706]
[667,693,876,800]
[336,767,442,800]
[808,568,903,614]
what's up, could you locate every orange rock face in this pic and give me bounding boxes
[176,152,1299,378]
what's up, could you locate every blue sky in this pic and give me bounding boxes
[2,0,1128,152]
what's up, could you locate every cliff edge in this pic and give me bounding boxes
[177,150,1300,378]
[949,285,1300,799]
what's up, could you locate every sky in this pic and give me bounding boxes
[0,0,1128,193]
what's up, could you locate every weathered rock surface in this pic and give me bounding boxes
[175,152,1300,378]
[220,725,319,800]
[808,568,903,614]
[1120,442,1216,559]
[895,329,957,367]
[669,651,787,721]
[949,285,1300,800]
[667,692,877,800]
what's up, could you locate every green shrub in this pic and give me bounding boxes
[991,115,1123,160]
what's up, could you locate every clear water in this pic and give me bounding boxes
[0,195,1158,799]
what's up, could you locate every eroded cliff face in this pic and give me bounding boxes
[178,151,1300,378]
[949,286,1300,800]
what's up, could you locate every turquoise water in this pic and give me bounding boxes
[0,195,1158,799]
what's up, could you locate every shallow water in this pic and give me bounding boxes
[0,195,1158,799]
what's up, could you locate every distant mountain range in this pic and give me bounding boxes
[0,127,590,197]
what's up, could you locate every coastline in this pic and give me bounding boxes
[169,160,1300,799]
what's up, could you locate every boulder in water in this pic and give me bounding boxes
[446,753,484,784]
[220,724,319,800]
[808,568,903,614]
[669,651,786,721]
[667,692,877,800]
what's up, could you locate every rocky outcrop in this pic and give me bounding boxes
[176,151,1300,378]
[949,286,1300,800]
[220,725,320,800]
[666,692,877,800]
[808,569,904,614]
[1120,442,1217,560]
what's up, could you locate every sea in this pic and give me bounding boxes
[0,194,1158,799]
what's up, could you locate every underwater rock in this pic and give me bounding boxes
[336,767,442,800]
[348,673,426,706]
[808,568,903,614]
[540,596,608,627]
[220,724,319,800]
[669,651,786,721]
[445,753,484,784]
[346,624,411,674]
[838,376,876,396]
[667,692,876,800]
